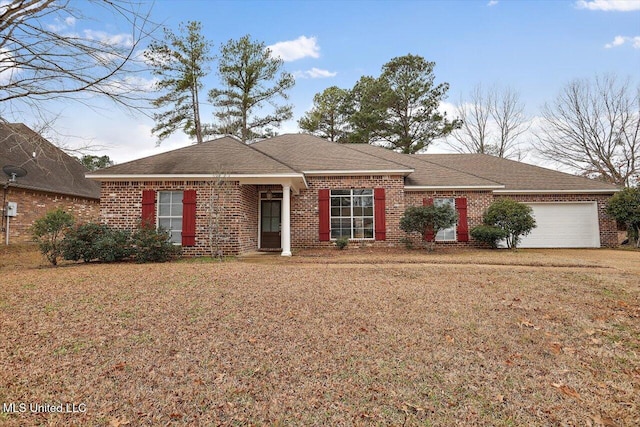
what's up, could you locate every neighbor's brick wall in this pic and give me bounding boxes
[496,193,618,248]
[2,187,99,244]
[290,175,406,248]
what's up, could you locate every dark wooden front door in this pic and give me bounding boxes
[260,200,281,249]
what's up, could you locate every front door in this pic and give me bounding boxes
[260,200,281,249]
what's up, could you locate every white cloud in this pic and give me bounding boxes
[605,35,640,48]
[293,68,337,79]
[487,0,499,6]
[576,0,640,11]
[267,36,320,62]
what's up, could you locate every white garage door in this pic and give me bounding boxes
[519,202,600,248]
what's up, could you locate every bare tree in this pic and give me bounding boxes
[534,74,639,187]
[0,0,156,117]
[447,85,529,159]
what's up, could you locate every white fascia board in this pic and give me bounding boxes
[304,169,413,176]
[404,185,505,191]
[86,173,304,180]
[493,188,619,194]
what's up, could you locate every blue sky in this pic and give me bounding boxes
[13,0,640,164]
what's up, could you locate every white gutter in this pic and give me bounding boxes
[86,173,305,180]
[493,189,619,194]
[404,185,505,191]
[303,169,413,176]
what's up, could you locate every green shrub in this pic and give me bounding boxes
[606,187,640,248]
[62,223,132,262]
[31,209,75,265]
[131,226,181,263]
[483,199,536,249]
[399,237,414,249]
[93,228,132,262]
[399,204,457,250]
[470,225,509,249]
[335,236,349,250]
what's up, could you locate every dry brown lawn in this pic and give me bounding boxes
[0,245,638,426]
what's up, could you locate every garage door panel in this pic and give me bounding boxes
[519,203,600,248]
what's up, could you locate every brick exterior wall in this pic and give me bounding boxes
[97,179,618,256]
[2,187,99,244]
[404,190,495,248]
[290,175,406,248]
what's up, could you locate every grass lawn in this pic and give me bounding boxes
[0,246,638,426]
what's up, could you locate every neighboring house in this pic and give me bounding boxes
[1,123,100,244]
[87,134,619,256]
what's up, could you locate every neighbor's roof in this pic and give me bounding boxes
[418,154,620,193]
[0,123,100,199]
[88,136,298,177]
[251,134,414,175]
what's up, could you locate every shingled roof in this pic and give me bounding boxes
[251,134,413,174]
[89,136,298,176]
[85,133,619,193]
[419,154,619,192]
[0,123,100,199]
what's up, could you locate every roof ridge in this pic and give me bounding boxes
[339,143,416,170]
[241,136,301,174]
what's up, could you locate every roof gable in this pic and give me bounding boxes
[0,123,100,199]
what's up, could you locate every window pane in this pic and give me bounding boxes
[340,207,350,216]
[158,203,171,216]
[159,218,171,230]
[262,217,270,232]
[271,217,279,231]
[331,197,340,207]
[272,202,280,217]
[363,206,373,216]
[159,192,171,203]
[332,189,350,196]
[331,207,340,216]
[173,203,183,216]
[353,206,363,216]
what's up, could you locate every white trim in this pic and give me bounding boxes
[304,169,413,176]
[86,173,304,180]
[404,185,505,191]
[281,185,292,256]
[493,189,619,194]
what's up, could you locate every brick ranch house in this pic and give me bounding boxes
[1,123,100,244]
[87,134,619,256]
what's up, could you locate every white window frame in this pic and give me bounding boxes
[330,189,374,240]
[435,198,457,242]
[157,190,183,244]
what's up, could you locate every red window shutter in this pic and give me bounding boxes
[423,197,434,242]
[318,189,330,241]
[455,197,469,242]
[141,189,156,228]
[182,190,197,247]
[374,188,386,240]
